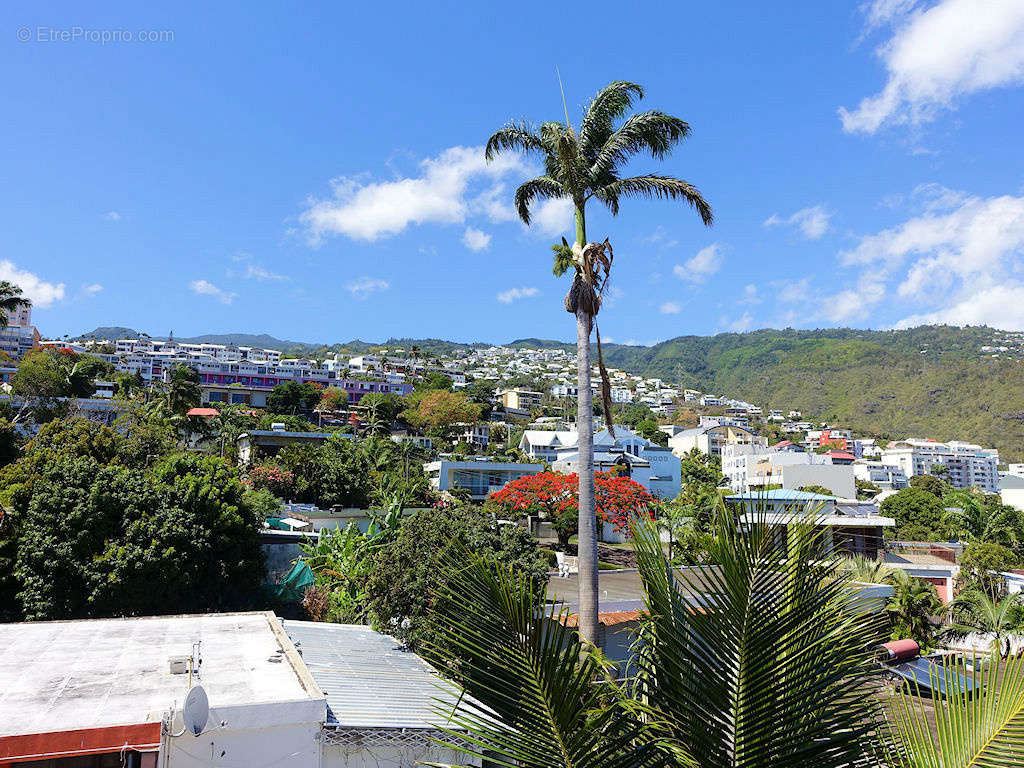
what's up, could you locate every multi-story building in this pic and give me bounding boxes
[853,460,909,491]
[881,439,999,493]
[669,423,765,459]
[499,388,543,414]
[721,444,857,498]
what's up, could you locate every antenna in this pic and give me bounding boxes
[556,66,571,127]
[182,685,209,736]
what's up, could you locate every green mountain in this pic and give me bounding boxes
[603,326,1024,461]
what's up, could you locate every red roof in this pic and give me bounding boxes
[186,407,219,418]
[827,451,857,461]
[772,440,794,448]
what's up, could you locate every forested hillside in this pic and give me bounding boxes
[605,327,1024,460]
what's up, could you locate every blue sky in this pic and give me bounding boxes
[5,0,1024,345]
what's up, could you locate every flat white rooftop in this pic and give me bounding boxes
[0,611,320,738]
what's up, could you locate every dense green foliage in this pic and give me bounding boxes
[364,502,549,650]
[1,419,265,621]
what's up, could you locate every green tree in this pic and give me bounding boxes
[0,280,30,327]
[880,487,945,540]
[907,473,947,497]
[798,484,837,496]
[267,380,321,414]
[957,541,1021,598]
[486,80,713,642]
[402,390,481,436]
[887,572,942,649]
[365,502,548,651]
[156,363,201,416]
[10,450,264,621]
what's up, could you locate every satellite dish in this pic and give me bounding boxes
[182,685,209,736]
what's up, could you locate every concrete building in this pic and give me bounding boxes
[0,612,472,768]
[669,423,765,459]
[237,427,348,465]
[424,458,543,500]
[853,460,909,491]
[1000,473,1024,513]
[499,389,543,413]
[881,439,999,493]
[726,489,895,559]
[721,444,856,497]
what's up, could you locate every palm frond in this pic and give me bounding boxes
[579,81,645,158]
[591,111,691,178]
[884,652,1024,767]
[631,503,886,768]
[596,175,713,225]
[485,122,545,162]
[513,176,566,226]
[423,552,683,768]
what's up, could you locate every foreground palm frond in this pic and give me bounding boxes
[423,554,685,768]
[885,652,1024,767]
[631,503,887,768]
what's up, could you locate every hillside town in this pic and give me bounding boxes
[6,4,1024,763]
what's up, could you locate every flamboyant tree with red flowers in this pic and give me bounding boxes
[490,470,655,548]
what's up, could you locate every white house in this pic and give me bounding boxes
[424,458,543,500]
[669,423,766,458]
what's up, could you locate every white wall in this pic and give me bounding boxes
[165,699,325,767]
[323,745,476,768]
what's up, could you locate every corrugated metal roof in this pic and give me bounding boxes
[283,621,464,730]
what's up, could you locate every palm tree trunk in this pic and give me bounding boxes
[574,203,599,645]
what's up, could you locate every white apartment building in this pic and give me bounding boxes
[852,460,908,490]
[881,439,999,493]
[610,386,634,403]
[721,444,857,498]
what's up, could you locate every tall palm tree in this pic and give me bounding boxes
[486,80,712,642]
[159,363,201,416]
[0,281,30,328]
[945,590,1023,658]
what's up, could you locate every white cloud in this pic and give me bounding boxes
[189,279,236,305]
[659,301,682,315]
[82,283,103,297]
[834,188,1024,327]
[300,145,532,243]
[894,283,1024,328]
[840,0,1024,134]
[774,277,812,304]
[245,264,286,281]
[0,261,65,308]
[346,276,390,299]
[642,226,679,248]
[673,243,724,283]
[764,205,832,239]
[103,211,121,221]
[496,286,539,304]
[722,312,754,332]
[531,197,574,237]
[462,227,492,252]
[740,284,762,305]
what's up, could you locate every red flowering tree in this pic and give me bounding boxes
[595,473,656,534]
[245,463,296,499]
[490,471,655,548]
